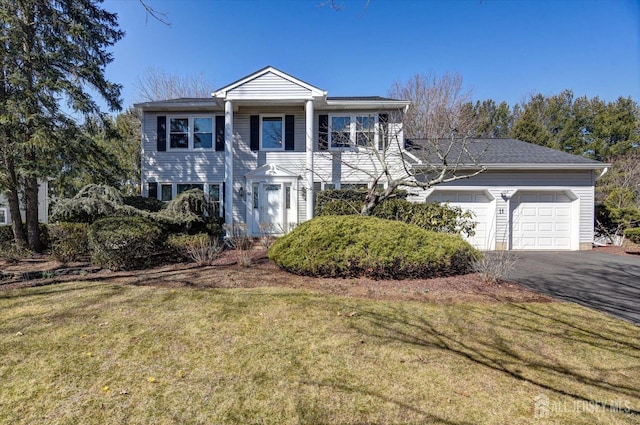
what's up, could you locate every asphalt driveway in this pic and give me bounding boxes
[505,251,640,324]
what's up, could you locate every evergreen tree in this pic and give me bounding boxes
[0,0,123,251]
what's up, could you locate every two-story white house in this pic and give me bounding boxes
[135,66,606,251]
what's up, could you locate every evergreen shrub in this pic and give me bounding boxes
[315,189,475,236]
[123,196,165,212]
[268,215,478,279]
[49,223,90,261]
[88,216,164,270]
[0,223,49,250]
[624,227,640,244]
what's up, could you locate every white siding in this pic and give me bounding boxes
[141,113,225,191]
[226,72,312,100]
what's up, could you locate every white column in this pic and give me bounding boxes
[224,100,234,227]
[305,99,314,221]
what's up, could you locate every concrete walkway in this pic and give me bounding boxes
[505,251,640,325]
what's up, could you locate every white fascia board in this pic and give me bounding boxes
[323,100,410,109]
[134,100,222,112]
[412,163,609,171]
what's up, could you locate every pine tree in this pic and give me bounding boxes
[0,0,123,251]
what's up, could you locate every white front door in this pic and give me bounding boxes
[251,182,284,234]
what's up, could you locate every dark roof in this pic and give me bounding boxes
[407,138,605,168]
[327,96,402,101]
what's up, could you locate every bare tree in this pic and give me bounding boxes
[135,67,214,102]
[316,72,486,216]
[138,0,170,25]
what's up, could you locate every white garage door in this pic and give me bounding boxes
[426,191,493,250]
[511,192,572,250]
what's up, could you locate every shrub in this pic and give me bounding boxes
[166,233,223,265]
[50,184,129,223]
[268,215,478,279]
[156,189,224,236]
[373,199,475,237]
[0,223,49,251]
[316,190,475,237]
[624,227,640,245]
[315,189,408,216]
[0,225,14,249]
[49,223,90,261]
[123,196,165,212]
[473,251,518,285]
[89,216,165,270]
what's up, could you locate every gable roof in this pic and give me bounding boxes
[212,65,327,99]
[407,138,607,170]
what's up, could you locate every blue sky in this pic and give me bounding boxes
[103,0,639,109]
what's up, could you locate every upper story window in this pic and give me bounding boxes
[329,114,378,149]
[0,208,7,225]
[169,116,214,150]
[261,115,284,150]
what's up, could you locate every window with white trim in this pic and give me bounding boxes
[261,115,284,150]
[330,114,378,149]
[168,116,214,150]
[0,208,7,225]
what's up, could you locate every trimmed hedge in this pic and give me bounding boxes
[268,215,479,279]
[49,223,90,261]
[624,227,640,245]
[88,216,165,270]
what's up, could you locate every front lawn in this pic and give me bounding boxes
[1,281,638,424]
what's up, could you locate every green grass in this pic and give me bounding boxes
[1,282,639,424]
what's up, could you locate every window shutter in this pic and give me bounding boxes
[157,116,166,152]
[148,182,158,199]
[215,116,225,151]
[318,114,328,150]
[221,181,226,219]
[378,113,389,150]
[250,115,259,151]
[285,115,295,151]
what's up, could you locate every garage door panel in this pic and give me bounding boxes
[511,192,572,250]
[427,191,493,250]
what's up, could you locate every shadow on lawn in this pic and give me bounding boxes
[295,380,476,425]
[351,302,640,418]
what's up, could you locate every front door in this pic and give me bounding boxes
[251,182,284,235]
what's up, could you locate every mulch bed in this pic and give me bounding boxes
[0,250,551,304]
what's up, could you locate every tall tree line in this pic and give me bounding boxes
[466,91,639,161]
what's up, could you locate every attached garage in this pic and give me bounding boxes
[510,191,575,250]
[426,190,495,250]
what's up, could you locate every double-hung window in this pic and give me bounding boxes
[0,208,7,225]
[169,116,214,150]
[329,114,378,149]
[261,115,284,150]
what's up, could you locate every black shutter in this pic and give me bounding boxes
[148,182,158,199]
[215,115,225,151]
[318,114,328,150]
[157,116,166,152]
[250,115,259,151]
[378,113,389,150]
[221,181,226,220]
[285,115,295,151]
